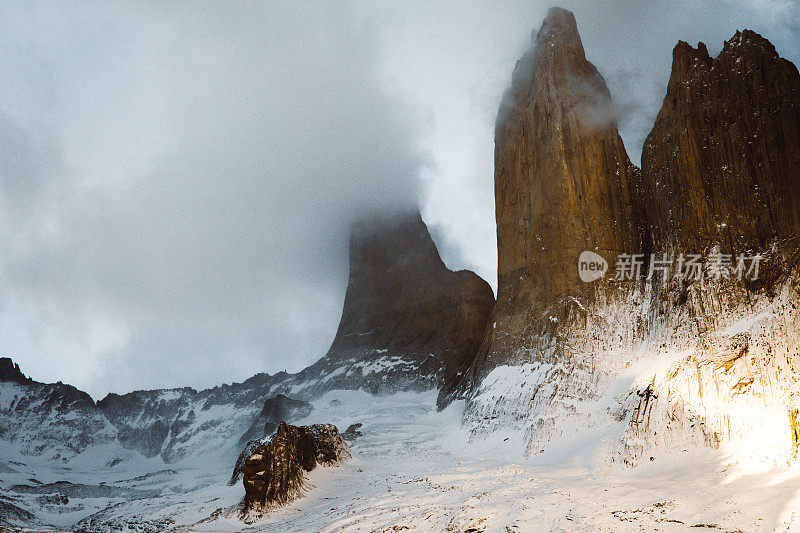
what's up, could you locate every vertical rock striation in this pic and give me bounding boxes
[479,6,647,375]
[641,31,800,265]
[463,7,800,463]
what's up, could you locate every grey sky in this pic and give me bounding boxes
[0,1,797,398]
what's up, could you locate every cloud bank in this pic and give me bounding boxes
[0,2,422,397]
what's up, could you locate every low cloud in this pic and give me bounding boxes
[0,2,422,397]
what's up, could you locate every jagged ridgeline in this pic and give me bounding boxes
[458,7,800,462]
[0,210,494,465]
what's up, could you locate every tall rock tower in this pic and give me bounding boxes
[641,31,800,274]
[479,7,647,375]
[462,8,800,462]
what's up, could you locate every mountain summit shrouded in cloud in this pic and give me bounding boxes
[0,1,798,398]
[2,4,800,531]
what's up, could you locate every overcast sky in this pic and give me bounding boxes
[0,1,797,398]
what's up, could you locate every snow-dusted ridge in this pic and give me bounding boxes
[3,389,799,532]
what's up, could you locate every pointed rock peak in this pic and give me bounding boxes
[670,40,713,79]
[350,209,430,248]
[316,206,493,401]
[0,357,29,383]
[499,7,613,135]
[348,209,444,276]
[722,29,778,57]
[534,7,584,57]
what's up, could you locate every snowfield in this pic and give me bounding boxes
[205,390,800,532]
[5,389,798,532]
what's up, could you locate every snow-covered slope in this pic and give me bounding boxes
[0,359,119,462]
[3,389,799,532]
[464,273,800,469]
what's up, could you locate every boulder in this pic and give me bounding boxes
[240,422,350,517]
[341,423,363,441]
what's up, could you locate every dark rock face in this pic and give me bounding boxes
[640,30,800,275]
[0,357,30,383]
[241,422,350,517]
[464,7,646,387]
[294,210,494,403]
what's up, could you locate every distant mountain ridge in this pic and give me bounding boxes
[0,209,494,464]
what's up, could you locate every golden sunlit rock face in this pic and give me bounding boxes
[461,7,800,464]
[482,7,647,373]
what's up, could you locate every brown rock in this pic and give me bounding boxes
[461,9,800,461]
[297,210,494,404]
[640,30,800,278]
[470,7,646,381]
[240,422,350,517]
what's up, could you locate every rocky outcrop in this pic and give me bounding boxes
[341,423,363,441]
[293,210,494,404]
[230,394,313,485]
[240,422,350,518]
